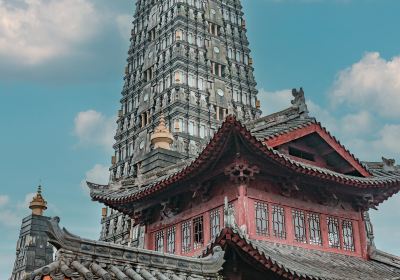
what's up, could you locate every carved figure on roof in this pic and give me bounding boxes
[291,87,309,116]
[382,157,396,172]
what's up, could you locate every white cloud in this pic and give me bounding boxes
[330,52,400,118]
[16,192,35,210]
[258,88,293,114]
[74,110,116,151]
[0,209,20,227]
[80,164,109,194]
[0,195,9,207]
[116,14,132,41]
[0,0,100,65]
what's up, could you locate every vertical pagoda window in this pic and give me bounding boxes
[155,230,164,252]
[166,227,176,254]
[182,221,191,253]
[327,217,340,249]
[193,216,204,249]
[292,209,306,243]
[342,220,355,251]
[255,202,269,236]
[210,209,220,239]
[272,205,286,239]
[307,213,322,246]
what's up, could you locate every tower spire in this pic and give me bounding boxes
[109,0,261,181]
[29,185,47,216]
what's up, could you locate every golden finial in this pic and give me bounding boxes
[29,185,47,216]
[150,113,174,150]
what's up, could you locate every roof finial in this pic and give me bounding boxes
[382,157,396,172]
[291,87,309,116]
[150,113,174,150]
[29,185,48,216]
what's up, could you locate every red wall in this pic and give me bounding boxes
[145,179,368,259]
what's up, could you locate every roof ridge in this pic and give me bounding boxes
[44,217,225,271]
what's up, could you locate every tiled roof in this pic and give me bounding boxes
[205,227,400,280]
[24,217,225,280]
[246,106,316,141]
[89,115,400,213]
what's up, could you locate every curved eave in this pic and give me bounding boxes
[90,116,400,208]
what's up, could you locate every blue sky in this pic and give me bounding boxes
[1,0,400,278]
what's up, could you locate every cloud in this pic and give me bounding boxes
[0,0,99,65]
[80,164,109,194]
[116,14,132,41]
[330,52,400,119]
[74,110,116,152]
[258,88,293,114]
[258,52,400,163]
[0,209,20,227]
[0,1,132,83]
[0,195,9,207]
[0,194,31,228]
[16,192,35,210]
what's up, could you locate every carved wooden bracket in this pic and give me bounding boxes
[224,157,259,183]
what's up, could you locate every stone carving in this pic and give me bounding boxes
[364,211,376,250]
[224,197,237,229]
[382,157,396,172]
[160,200,178,220]
[291,87,309,115]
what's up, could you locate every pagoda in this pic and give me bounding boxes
[10,186,54,280]
[17,0,400,279]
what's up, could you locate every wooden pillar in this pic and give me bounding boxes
[203,211,211,245]
[237,184,247,230]
[176,223,182,254]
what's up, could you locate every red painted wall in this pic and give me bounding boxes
[145,179,368,259]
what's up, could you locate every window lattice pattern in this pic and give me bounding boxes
[166,227,176,254]
[327,217,340,249]
[307,213,322,246]
[193,216,204,250]
[292,209,306,243]
[342,220,355,251]
[182,221,191,253]
[155,230,164,252]
[255,202,269,236]
[210,209,220,239]
[272,205,286,239]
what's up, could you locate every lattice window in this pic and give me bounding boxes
[210,209,221,239]
[166,227,176,254]
[272,205,286,239]
[292,209,306,243]
[182,221,191,253]
[307,213,322,246]
[193,216,204,249]
[342,220,355,251]
[255,202,269,236]
[327,217,340,249]
[155,230,164,252]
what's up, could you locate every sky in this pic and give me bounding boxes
[1,0,400,278]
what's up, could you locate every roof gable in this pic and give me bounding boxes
[263,122,371,177]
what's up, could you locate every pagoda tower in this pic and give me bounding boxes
[111,0,260,182]
[99,0,261,245]
[10,186,53,280]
